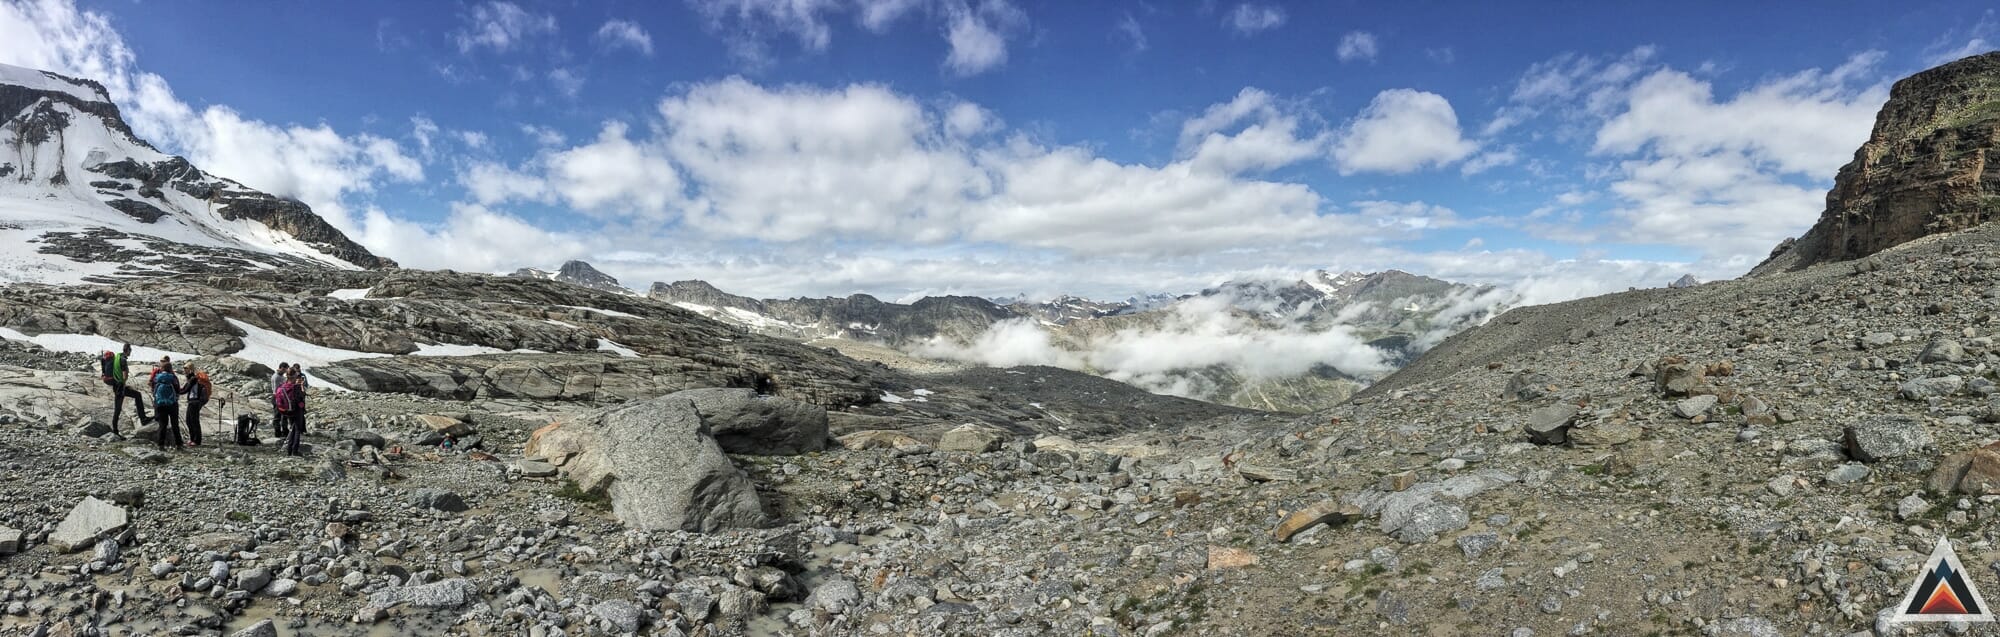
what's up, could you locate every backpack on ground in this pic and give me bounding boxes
[235,414,260,445]
[152,372,180,406]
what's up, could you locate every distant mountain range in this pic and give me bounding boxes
[643,269,1502,412]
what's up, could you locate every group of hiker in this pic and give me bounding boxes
[98,344,311,457]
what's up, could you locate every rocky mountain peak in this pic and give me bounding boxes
[0,63,395,281]
[1753,51,2000,275]
[506,260,627,293]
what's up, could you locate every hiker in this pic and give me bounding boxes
[150,361,183,450]
[271,363,291,438]
[276,369,306,456]
[98,345,147,433]
[181,363,217,447]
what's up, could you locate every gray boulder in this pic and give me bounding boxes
[807,577,861,614]
[409,489,468,513]
[672,388,828,455]
[50,497,128,552]
[229,619,278,637]
[938,423,1006,453]
[1920,338,1968,364]
[366,578,479,609]
[1843,415,1936,463]
[1898,376,1963,400]
[525,394,768,532]
[1672,395,1717,419]
[1524,404,1579,445]
[592,599,642,633]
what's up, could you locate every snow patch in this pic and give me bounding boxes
[596,339,641,358]
[327,288,372,300]
[557,305,639,318]
[0,327,194,362]
[879,391,927,404]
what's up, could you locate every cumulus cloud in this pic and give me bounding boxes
[1337,31,1378,63]
[594,19,654,56]
[1225,3,1285,35]
[942,0,1026,76]
[452,1,557,54]
[1331,89,1478,175]
[355,203,589,273]
[1487,49,1891,273]
[856,0,925,31]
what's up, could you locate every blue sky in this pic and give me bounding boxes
[2,0,1996,302]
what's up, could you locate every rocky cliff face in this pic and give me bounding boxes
[1753,51,2000,274]
[650,282,1014,345]
[509,260,627,294]
[0,63,394,282]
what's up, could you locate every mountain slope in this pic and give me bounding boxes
[509,260,631,294]
[0,63,392,285]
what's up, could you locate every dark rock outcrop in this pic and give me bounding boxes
[509,260,625,293]
[1754,51,2000,274]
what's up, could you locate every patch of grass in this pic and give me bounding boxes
[226,511,251,523]
[1579,463,1606,476]
[555,480,610,511]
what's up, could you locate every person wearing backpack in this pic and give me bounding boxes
[98,345,147,434]
[276,370,306,456]
[180,364,217,447]
[150,361,183,450]
[271,363,291,438]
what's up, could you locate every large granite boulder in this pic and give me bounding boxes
[672,388,828,455]
[525,395,768,532]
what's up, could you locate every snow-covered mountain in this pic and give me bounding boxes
[0,63,392,285]
[508,260,631,295]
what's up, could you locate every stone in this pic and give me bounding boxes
[835,430,926,452]
[592,599,642,633]
[1707,616,1781,637]
[409,489,469,512]
[1653,357,1701,396]
[1672,395,1718,419]
[1843,415,1936,462]
[513,459,558,477]
[1826,463,1872,484]
[1896,494,1931,521]
[1457,532,1499,559]
[0,527,19,554]
[807,577,861,614]
[49,497,128,553]
[1475,568,1507,591]
[1524,404,1579,445]
[937,423,1005,453]
[235,568,272,594]
[1237,465,1298,482]
[1503,372,1553,401]
[73,419,110,438]
[1899,376,1964,400]
[524,394,767,532]
[1570,422,1642,446]
[1271,500,1360,542]
[1206,546,1258,569]
[229,620,278,637]
[365,578,478,609]
[671,388,829,455]
[1381,498,1468,544]
[415,414,473,438]
[1920,338,1969,364]
[92,538,119,564]
[1927,443,2000,494]
[262,579,298,597]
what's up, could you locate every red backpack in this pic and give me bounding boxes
[273,382,301,412]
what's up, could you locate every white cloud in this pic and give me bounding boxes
[1116,13,1147,53]
[547,67,585,99]
[452,1,557,54]
[457,130,491,149]
[410,116,440,160]
[1175,89,1324,175]
[688,0,842,63]
[1331,89,1477,175]
[943,0,1026,76]
[856,0,925,31]
[1337,31,1378,63]
[546,122,686,217]
[1459,147,1518,175]
[355,203,589,273]
[594,19,655,56]
[1225,3,1285,35]
[520,124,568,146]
[1923,10,1996,66]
